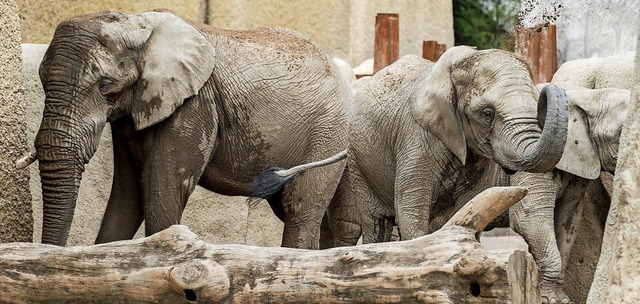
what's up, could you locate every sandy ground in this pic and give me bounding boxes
[480,228,529,254]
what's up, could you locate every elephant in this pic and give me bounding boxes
[17,10,350,249]
[322,46,570,248]
[509,87,630,304]
[551,51,635,90]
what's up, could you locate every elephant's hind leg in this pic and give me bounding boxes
[279,155,346,249]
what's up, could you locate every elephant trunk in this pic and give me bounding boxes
[38,155,84,246]
[35,114,104,246]
[516,83,569,173]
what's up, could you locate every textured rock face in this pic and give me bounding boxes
[22,44,283,246]
[0,0,33,243]
[17,0,454,72]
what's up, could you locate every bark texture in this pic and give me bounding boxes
[0,187,539,303]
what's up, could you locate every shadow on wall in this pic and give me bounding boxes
[21,44,283,246]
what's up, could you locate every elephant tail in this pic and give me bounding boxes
[246,149,348,207]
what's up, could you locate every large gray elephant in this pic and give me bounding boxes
[17,10,350,248]
[509,87,630,304]
[323,46,569,247]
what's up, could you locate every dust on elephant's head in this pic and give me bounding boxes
[411,46,569,173]
[34,10,215,245]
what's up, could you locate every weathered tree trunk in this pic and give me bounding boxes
[0,187,539,303]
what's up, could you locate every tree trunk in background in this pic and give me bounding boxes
[587,28,640,303]
[0,0,33,242]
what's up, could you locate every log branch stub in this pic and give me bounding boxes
[445,186,528,234]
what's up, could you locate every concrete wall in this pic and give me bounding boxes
[17,0,206,44]
[22,44,282,246]
[0,0,33,243]
[18,0,454,69]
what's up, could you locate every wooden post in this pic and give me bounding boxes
[516,24,557,83]
[435,43,447,61]
[508,250,542,304]
[422,40,437,61]
[373,13,399,74]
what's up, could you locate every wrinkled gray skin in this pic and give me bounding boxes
[510,88,630,304]
[322,47,570,248]
[30,10,349,248]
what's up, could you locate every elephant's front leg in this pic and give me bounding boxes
[510,171,564,304]
[393,154,436,240]
[141,100,218,236]
[553,176,590,303]
[321,167,362,249]
[95,120,144,243]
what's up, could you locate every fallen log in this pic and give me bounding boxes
[0,187,539,303]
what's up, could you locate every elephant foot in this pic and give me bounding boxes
[540,283,571,304]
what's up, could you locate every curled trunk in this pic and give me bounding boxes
[503,83,569,173]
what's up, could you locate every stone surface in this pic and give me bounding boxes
[587,26,640,303]
[0,0,33,243]
[21,44,283,246]
[17,0,206,44]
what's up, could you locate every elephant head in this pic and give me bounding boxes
[555,88,630,178]
[411,46,569,172]
[21,10,215,245]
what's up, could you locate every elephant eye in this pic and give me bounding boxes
[480,107,495,122]
[99,79,115,94]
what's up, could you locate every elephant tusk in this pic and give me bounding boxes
[16,146,37,169]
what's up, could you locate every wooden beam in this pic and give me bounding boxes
[435,43,447,61]
[373,13,399,74]
[516,24,557,83]
[422,40,437,61]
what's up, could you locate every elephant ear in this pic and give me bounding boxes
[410,46,477,165]
[132,12,215,130]
[555,103,600,179]
[556,89,631,178]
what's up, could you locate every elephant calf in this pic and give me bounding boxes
[323,46,569,247]
[19,10,350,249]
